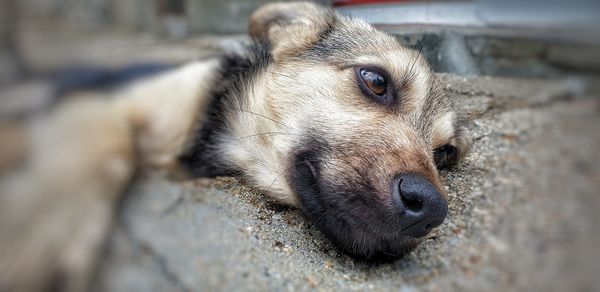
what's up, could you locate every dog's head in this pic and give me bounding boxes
[221,2,471,260]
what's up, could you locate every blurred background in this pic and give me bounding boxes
[1,0,599,291]
[1,0,599,84]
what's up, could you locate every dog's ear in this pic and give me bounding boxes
[436,124,472,169]
[453,124,472,163]
[249,2,334,60]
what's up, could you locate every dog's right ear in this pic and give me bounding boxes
[248,2,335,60]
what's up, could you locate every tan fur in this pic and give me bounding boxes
[119,59,221,172]
[249,2,334,61]
[223,10,455,204]
[0,2,471,290]
[0,59,221,292]
[431,111,457,148]
[0,121,28,173]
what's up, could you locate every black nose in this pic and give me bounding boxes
[392,174,448,238]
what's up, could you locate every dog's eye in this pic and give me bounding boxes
[359,68,387,96]
[360,69,387,95]
[433,144,459,169]
[356,67,394,105]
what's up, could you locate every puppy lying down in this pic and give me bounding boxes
[0,2,470,291]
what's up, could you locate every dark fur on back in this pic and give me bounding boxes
[52,63,174,98]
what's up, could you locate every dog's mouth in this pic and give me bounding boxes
[287,147,423,261]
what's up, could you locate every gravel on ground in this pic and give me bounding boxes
[93,73,600,291]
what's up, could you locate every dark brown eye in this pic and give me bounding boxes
[359,68,387,95]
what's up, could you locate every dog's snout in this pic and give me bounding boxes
[393,174,448,238]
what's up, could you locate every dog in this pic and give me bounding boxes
[0,2,470,291]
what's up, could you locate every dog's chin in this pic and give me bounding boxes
[287,149,422,261]
[308,207,422,261]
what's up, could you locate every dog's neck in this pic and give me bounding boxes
[179,41,274,177]
[178,41,297,204]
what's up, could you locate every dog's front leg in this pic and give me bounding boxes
[0,59,220,292]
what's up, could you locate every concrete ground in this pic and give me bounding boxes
[93,74,600,291]
[1,26,599,291]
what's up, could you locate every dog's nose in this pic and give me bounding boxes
[392,174,448,238]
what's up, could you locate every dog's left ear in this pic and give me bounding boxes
[249,2,335,60]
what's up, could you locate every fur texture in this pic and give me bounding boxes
[0,2,471,291]
[180,2,471,258]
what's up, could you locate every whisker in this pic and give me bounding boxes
[404,44,424,82]
[230,106,288,129]
[233,131,298,141]
[267,71,331,100]
[266,150,295,195]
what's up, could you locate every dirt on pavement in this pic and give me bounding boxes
[93,73,600,291]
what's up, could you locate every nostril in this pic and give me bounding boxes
[398,179,424,212]
[425,221,436,230]
[401,195,423,212]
